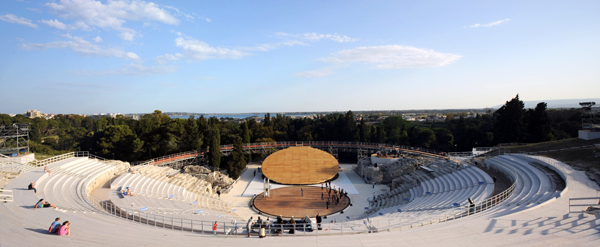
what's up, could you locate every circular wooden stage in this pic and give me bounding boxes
[261,146,339,185]
[252,186,350,218]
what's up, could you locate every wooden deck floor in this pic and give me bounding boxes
[253,186,350,218]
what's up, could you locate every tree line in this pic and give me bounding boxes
[0,95,583,178]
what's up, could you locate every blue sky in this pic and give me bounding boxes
[1,0,599,114]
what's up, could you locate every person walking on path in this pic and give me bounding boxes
[372,181,375,189]
[213,221,218,235]
[301,188,304,197]
[247,217,253,237]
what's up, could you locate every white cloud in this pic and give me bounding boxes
[470,19,510,28]
[157,33,250,63]
[276,32,356,42]
[320,45,461,69]
[40,19,67,29]
[293,66,337,78]
[238,40,307,52]
[293,45,461,77]
[27,8,43,13]
[0,14,38,28]
[176,34,249,61]
[45,0,179,40]
[155,53,183,64]
[20,34,140,60]
[93,36,102,42]
[40,19,91,30]
[74,63,176,76]
[205,18,211,22]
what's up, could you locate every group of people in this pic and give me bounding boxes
[246,215,320,237]
[122,187,134,196]
[322,182,347,209]
[48,217,71,236]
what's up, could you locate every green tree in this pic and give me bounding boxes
[96,125,144,161]
[415,129,436,148]
[182,116,203,151]
[359,118,367,142]
[208,127,221,168]
[494,94,526,143]
[526,102,553,142]
[264,113,271,127]
[241,121,251,161]
[376,125,386,143]
[227,136,247,179]
[382,116,411,144]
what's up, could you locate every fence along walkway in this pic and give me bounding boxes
[131,141,452,168]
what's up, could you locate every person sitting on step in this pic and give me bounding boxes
[28,182,37,194]
[49,217,61,233]
[58,221,71,236]
[34,199,57,210]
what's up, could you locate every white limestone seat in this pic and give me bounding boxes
[110,173,131,189]
[498,156,552,205]
[58,157,89,170]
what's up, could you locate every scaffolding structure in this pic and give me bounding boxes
[0,123,30,155]
[580,102,600,131]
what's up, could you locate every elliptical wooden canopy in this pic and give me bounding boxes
[261,146,339,185]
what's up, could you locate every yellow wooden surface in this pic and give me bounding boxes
[262,146,339,185]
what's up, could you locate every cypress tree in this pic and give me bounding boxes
[264,113,271,127]
[241,121,251,161]
[208,127,221,169]
[494,94,526,143]
[227,136,247,179]
[359,118,366,142]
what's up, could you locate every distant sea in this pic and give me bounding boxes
[170,114,312,119]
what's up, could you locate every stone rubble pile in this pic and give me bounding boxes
[183,165,235,193]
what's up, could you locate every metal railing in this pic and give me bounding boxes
[131,150,200,167]
[569,197,600,214]
[0,189,13,202]
[31,151,105,168]
[83,161,519,237]
[23,148,519,237]
[128,141,452,170]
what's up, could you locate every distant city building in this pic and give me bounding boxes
[23,109,42,118]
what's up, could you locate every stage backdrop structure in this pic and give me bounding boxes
[261,146,339,185]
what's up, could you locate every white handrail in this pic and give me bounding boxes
[0,189,14,202]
